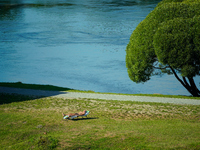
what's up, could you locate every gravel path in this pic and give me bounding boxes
[0,87,200,105]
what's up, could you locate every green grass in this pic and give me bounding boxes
[0,93,199,150]
[0,82,200,99]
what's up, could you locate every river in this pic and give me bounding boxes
[0,0,199,95]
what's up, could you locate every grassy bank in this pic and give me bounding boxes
[0,82,200,99]
[0,93,200,149]
[0,82,74,91]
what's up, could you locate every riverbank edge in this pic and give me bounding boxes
[0,82,199,100]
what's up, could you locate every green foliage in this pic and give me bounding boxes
[126,0,200,82]
[154,16,200,77]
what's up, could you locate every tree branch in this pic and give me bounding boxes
[153,65,170,69]
[182,77,190,88]
[169,66,185,86]
[169,65,193,94]
[169,66,199,96]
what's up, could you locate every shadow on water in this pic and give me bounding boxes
[101,0,162,7]
[0,0,74,18]
[0,3,74,8]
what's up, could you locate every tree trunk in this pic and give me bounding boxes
[188,77,200,96]
[169,66,200,97]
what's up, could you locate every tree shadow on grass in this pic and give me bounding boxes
[0,93,46,104]
[0,87,68,104]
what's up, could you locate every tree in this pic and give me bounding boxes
[126,0,200,97]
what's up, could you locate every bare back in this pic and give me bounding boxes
[78,110,86,116]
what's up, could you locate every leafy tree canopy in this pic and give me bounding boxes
[126,0,200,96]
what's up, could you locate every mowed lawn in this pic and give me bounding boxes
[0,93,200,150]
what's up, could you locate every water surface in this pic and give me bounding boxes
[0,0,199,95]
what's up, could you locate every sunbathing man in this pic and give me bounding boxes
[62,112,79,119]
[62,110,87,119]
[78,110,87,116]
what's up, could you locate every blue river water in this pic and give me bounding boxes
[0,0,199,95]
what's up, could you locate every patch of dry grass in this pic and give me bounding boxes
[0,93,200,150]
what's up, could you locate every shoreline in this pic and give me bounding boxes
[0,86,200,105]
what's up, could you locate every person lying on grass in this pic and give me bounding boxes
[78,110,87,116]
[62,110,87,119]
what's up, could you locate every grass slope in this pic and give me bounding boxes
[0,82,74,91]
[0,82,200,99]
[0,93,199,150]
